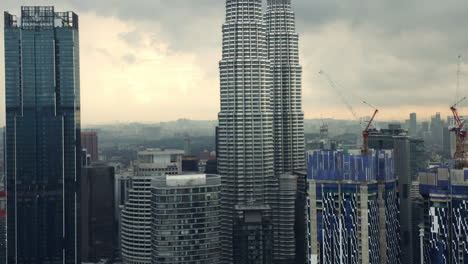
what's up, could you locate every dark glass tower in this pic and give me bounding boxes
[4,6,80,263]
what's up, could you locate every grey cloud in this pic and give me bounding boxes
[2,0,468,115]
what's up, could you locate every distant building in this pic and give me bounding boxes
[184,134,192,156]
[81,163,117,262]
[182,155,199,172]
[409,113,417,137]
[418,166,468,263]
[410,138,427,181]
[120,149,183,264]
[307,150,400,264]
[136,148,184,175]
[205,157,218,174]
[151,174,221,263]
[82,132,99,162]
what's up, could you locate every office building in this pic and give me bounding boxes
[81,132,99,162]
[307,150,401,264]
[218,1,305,262]
[266,0,306,261]
[81,163,116,262]
[218,0,275,262]
[120,149,183,264]
[368,125,415,264]
[418,166,468,263]
[135,149,184,175]
[409,113,417,137]
[4,6,80,263]
[410,138,427,181]
[151,174,221,263]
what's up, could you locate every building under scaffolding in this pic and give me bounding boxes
[307,150,401,264]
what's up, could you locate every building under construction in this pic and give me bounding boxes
[307,150,401,264]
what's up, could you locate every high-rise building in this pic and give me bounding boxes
[368,125,415,264]
[81,163,116,262]
[218,0,304,262]
[120,149,183,264]
[307,150,401,264]
[150,174,221,263]
[4,6,80,263]
[418,166,468,263]
[81,132,99,162]
[266,1,305,261]
[218,0,275,262]
[409,113,417,137]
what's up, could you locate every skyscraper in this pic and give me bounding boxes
[218,0,304,262]
[218,0,275,262]
[307,150,401,264]
[409,113,417,137]
[266,1,305,261]
[4,6,80,263]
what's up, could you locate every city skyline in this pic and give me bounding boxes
[1,0,468,124]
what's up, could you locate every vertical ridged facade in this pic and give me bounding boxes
[218,0,274,262]
[219,0,305,262]
[4,7,80,263]
[266,1,305,261]
[266,0,304,174]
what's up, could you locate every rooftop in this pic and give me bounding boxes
[152,174,220,188]
[5,6,78,29]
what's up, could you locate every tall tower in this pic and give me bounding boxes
[266,0,305,261]
[4,6,80,263]
[266,0,305,174]
[218,0,275,262]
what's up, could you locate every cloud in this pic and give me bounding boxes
[1,0,468,124]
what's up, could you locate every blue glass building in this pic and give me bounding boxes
[419,166,468,264]
[307,150,401,264]
[4,6,80,263]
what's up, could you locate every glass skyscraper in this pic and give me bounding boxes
[4,6,81,263]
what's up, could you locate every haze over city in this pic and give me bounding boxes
[1,0,467,125]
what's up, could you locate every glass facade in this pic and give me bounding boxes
[151,175,221,264]
[4,6,80,263]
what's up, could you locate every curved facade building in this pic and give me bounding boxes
[151,174,221,264]
[121,175,154,264]
[120,149,184,264]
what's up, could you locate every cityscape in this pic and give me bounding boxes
[0,1,467,264]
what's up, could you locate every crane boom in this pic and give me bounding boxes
[318,70,359,120]
[318,70,379,155]
[361,102,379,155]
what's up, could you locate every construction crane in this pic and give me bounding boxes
[361,101,379,155]
[450,96,467,163]
[318,70,379,155]
[318,70,359,120]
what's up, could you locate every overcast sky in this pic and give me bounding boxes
[1,0,468,125]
